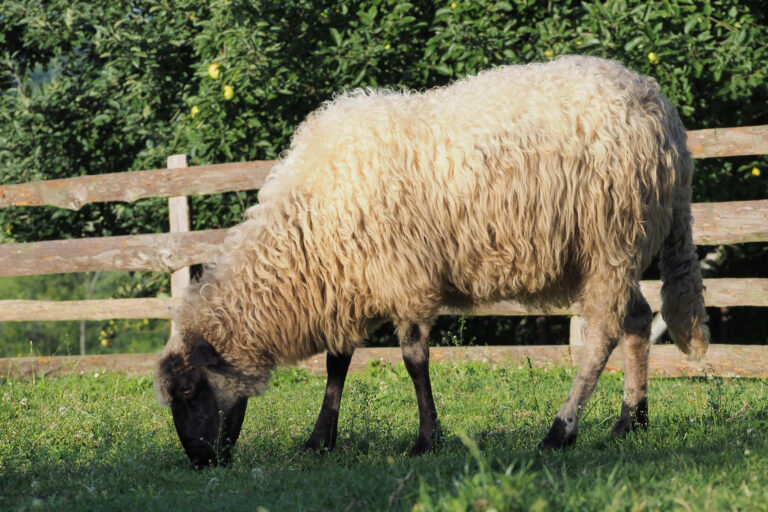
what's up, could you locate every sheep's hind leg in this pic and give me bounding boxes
[540,315,618,450]
[301,350,353,452]
[611,292,652,437]
[399,322,438,456]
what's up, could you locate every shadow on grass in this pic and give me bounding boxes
[2,367,766,511]
[3,404,765,512]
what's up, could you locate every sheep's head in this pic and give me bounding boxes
[154,334,268,468]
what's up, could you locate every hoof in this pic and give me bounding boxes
[539,417,577,450]
[610,418,633,438]
[300,429,336,453]
[610,399,648,438]
[408,436,435,457]
[300,439,325,453]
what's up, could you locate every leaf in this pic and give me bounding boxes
[624,36,645,52]
[393,3,414,14]
[358,10,373,26]
[352,66,367,85]
[684,16,699,35]
[329,28,342,46]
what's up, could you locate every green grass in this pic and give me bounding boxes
[1,362,767,511]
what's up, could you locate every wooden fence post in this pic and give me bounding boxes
[569,315,587,364]
[167,154,190,338]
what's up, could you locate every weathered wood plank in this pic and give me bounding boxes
[300,345,575,374]
[598,344,768,378]
[0,353,160,379]
[1,126,765,211]
[687,125,768,158]
[0,298,181,321]
[640,278,768,311]
[691,200,768,245]
[168,154,191,338]
[1,199,766,277]
[572,279,768,346]
[0,229,229,276]
[0,160,275,210]
[439,302,571,316]
[452,278,768,317]
[3,344,766,379]
[2,278,765,322]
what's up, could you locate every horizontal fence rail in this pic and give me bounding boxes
[1,126,767,211]
[690,200,768,245]
[1,200,767,277]
[0,230,226,276]
[2,279,766,322]
[3,344,767,379]
[0,298,179,322]
[0,161,275,210]
[685,124,768,159]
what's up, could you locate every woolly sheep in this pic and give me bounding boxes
[155,55,709,467]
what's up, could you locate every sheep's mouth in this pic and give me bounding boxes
[185,443,221,469]
[171,397,248,468]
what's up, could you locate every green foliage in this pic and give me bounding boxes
[1,365,767,510]
[1,0,767,351]
[3,0,766,240]
[1,1,199,242]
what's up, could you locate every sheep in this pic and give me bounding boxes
[154,55,710,467]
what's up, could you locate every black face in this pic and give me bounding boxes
[169,374,247,468]
[164,342,248,468]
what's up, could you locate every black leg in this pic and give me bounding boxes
[611,397,649,437]
[301,350,353,452]
[401,323,438,456]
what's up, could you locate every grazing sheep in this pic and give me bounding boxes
[155,55,709,467]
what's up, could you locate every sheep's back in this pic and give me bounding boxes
[260,55,686,316]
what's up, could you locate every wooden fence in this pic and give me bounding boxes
[1,125,767,377]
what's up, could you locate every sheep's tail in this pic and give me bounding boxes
[659,162,710,360]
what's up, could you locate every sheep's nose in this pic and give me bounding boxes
[187,448,217,469]
[190,455,211,469]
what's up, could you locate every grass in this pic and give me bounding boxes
[1,361,767,511]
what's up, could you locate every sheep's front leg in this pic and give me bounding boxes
[399,322,438,456]
[611,293,652,437]
[301,350,353,452]
[540,317,618,450]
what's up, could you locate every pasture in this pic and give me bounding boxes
[2,361,766,511]
[4,5,767,510]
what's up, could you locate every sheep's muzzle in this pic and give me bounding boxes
[170,391,248,469]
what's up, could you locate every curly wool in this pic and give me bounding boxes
[172,55,708,374]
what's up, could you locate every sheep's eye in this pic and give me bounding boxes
[179,382,194,398]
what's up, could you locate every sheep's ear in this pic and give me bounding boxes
[189,341,220,368]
